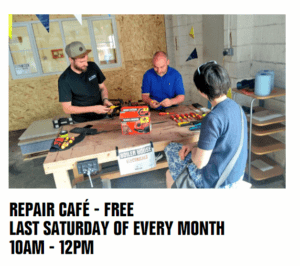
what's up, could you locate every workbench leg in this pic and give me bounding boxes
[52,170,72,189]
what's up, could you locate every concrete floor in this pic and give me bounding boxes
[9,129,285,189]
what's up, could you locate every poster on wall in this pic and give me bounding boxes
[14,64,31,75]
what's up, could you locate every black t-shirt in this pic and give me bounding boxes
[58,62,106,122]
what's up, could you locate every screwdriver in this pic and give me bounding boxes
[185,113,194,120]
[180,113,189,121]
[175,114,184,122]
[189,123,202,131]
[170,115,179,123]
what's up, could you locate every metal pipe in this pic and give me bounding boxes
[248,98,256,182]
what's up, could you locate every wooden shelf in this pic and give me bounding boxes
[250,123,286,136]
[246,107,286,126]
[232,87,286,100]
[251,135,285,155]
[233,87,286,182]
[246,155,284,181]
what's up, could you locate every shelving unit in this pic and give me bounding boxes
[232,88,286,181]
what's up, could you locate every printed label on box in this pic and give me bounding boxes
[117,143,156,175]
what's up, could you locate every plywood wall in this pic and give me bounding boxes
[9,14,166,131]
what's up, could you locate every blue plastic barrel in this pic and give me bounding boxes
[254,72,272,96]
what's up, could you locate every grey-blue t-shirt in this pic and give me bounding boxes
[197,98,248,188]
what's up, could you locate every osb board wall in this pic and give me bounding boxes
[9,14,166,131]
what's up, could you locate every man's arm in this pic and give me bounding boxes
[61,102,110,115]
[160,95,185,107]
[99,83,113,107]
[191,146,213,169]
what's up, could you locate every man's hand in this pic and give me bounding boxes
[150,100,161,109]
[160,98,173,107]
[93,105,111,114]
[103,98,113,107]
[178,144,195,160]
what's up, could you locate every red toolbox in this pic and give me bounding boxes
[119,106,151,135]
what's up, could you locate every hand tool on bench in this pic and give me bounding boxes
[170,115,179,123]
[175,114,184,122]
[180,113,189,121]
[191,112,205,120]
[189,123,202,131]
[159,112,176,115]
[185,113,194,120]
[171,115,199,127]
[171,115,189,126]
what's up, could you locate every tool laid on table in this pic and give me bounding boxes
[178,122,193,126]
[50,125,106,152]
[171,115,188,126]
[170,115,179,123]
[60,137,75,149]
[190,112,206,120]
[159,112,175,115]
[189,123,202,131]
[170,115,201,127]
[52,136,76,150]
[175,114,184,122]
[185,113,194,120]
[52,117,74,129]
[59,130,68,138]
[180,114,189,121]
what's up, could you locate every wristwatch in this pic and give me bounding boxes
[103,98,109,102]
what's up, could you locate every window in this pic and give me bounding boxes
[9,16,122,80]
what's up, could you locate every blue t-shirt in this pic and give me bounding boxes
[197,98,248,188]
[141,66,185,104]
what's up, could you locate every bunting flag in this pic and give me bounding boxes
[186,48,198,61]
[189,26,194,38]
[74,14,82,25]
[9,14,12,39]
[36,14,50,32]
[227,88,232,99]
[207,101,211,109]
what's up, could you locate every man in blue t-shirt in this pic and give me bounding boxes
[141,51,185,110]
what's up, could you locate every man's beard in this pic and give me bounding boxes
[74,63,87,73]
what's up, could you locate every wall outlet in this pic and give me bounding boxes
[223,48,234,56]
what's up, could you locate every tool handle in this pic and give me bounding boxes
[175,114,183,122]
[189,123,202,131]
[180,114,188,121]
[170,115,178,123]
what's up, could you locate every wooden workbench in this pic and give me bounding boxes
[43,105,202,188]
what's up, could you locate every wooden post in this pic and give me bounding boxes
[52,170,72,189]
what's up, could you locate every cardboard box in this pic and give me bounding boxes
[119,106,151,135]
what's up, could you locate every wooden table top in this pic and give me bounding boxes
[43,105,202,174]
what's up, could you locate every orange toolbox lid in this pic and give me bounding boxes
[120,106,150,119]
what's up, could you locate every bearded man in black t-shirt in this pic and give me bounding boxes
[58,41,113,123]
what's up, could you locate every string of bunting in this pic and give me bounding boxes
[186,26,197,62]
